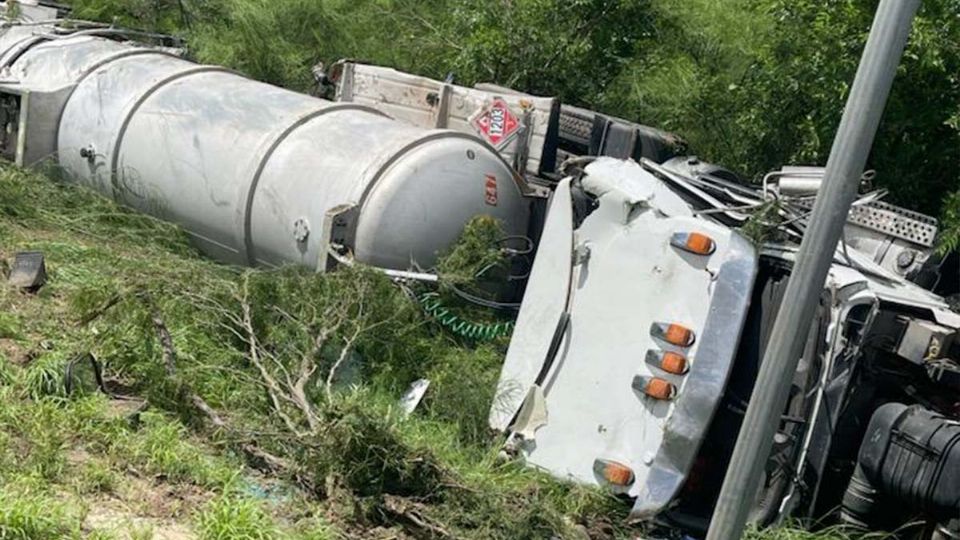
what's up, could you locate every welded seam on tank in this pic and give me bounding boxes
[56,48,182,152]
[0,32,151,74]
[108,65,233,202]
[240,103,389,266]
[62,48,182,104]
[0,34,45,70]
[356,131,529,215]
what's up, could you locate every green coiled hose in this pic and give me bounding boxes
[419,293,514,341]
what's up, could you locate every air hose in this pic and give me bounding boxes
[419,293,514,341]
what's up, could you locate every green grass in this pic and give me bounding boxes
[110,410,240,487]
[195,494,282,540]
[0,490,82,540]
[0,165,640,538]
[0,125,856,539]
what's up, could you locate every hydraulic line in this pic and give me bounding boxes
[419,293,514,342]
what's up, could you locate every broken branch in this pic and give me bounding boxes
[382,495,456,539]
[76,292,124,327]
[141,292,309,490]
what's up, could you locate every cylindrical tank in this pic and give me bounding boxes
[4,26,530,271]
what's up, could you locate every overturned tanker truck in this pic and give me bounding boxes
[2,2,959,538]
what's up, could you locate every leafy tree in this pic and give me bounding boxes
[603,0,960,235]
[436,0,655,105]
[57,0,960,247]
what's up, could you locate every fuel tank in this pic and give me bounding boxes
[0,25,530,271]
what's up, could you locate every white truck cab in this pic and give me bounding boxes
[490,159,757,519]
[490,157,960,533]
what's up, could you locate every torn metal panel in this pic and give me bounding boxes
[779,274,878,518]
[508,385,548,440]
[399,379,431,417]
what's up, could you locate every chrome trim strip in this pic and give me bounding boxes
[631,232,758,519]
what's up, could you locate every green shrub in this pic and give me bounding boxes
[195,493,280,540]
[0,313,21,340]
[0,490,80,539]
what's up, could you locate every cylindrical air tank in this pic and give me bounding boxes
[1,25,530,271]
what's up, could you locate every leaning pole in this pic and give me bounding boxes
[705,0,921,538]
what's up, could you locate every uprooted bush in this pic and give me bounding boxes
[0,165,637,538]
[75,254,632,538]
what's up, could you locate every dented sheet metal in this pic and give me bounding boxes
[491,159,757,519]
[489,178,574,431]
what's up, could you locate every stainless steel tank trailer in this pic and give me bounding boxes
[1,5,958,539]
[0,3,532,272]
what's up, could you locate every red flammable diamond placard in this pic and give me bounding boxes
[471,97,520,149]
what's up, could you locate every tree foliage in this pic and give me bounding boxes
[64,0,960,245]
[615,0,960,216]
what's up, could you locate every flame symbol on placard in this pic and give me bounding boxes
[472,98,520,148]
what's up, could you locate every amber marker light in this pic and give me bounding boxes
[650,322,696,347]
[646,350,689,375]
[671,231,716,255]
[593,458,636,487]
[632,375,677,401]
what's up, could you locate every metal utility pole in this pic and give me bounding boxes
[705,1,920,539]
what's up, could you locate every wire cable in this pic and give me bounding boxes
[448,283,521,311]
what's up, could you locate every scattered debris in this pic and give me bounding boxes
[398,379,430,416]
[8,250,46,291]
[63,353,105,396]
[381,494,455,539]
